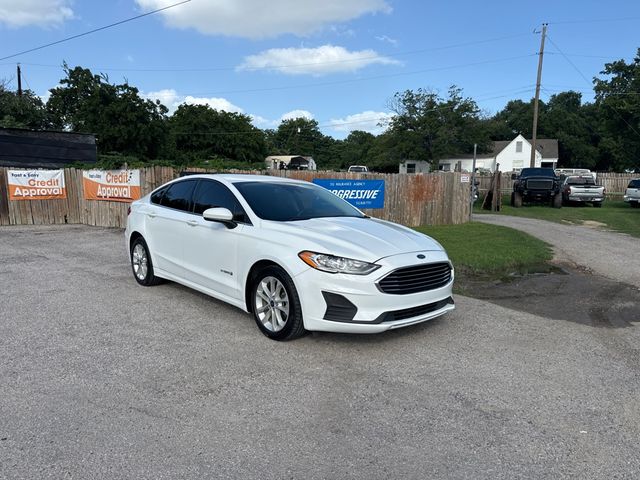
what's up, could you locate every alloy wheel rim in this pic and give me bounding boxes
[132,244,148,280]
[255,276,289,332]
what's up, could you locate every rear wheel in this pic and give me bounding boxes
[130,237,162,286]
[513,192,523,208]
[251,266,306,341]
[552,193,563,208]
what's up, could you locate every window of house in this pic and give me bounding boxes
[516,141,523,153]
[406,163,416,173]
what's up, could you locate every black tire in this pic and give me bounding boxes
[553,193,563,208]
[593,201,603,208]
[130,237,162,286]
[630,202,639,208]
[250,265,306,341]
[513,191,523,208]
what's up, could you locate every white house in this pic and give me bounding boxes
[438,135,558,173]
[399,160,430,174]
[265,155,317,170]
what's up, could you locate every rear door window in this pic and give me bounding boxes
[161,180,197,212]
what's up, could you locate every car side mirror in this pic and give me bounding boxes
[202,207,237,229]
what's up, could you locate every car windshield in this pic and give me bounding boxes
[629,180,640,188]
[234,181,365,221]
[520,168,556,177]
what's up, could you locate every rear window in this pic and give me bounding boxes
[628,180,640,188]
[566,177,596,185]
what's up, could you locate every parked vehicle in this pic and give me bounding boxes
[511,167,562,208]
[348,165,369,173]
[555,168,597,181]
[125,175,455,340]
[624,179,640,207]
[561,176,605,207]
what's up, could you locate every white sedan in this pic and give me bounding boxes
[125,174,455,340]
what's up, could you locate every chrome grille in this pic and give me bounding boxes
[378,262,452,295]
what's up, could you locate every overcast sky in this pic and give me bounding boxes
[1,0,639,138]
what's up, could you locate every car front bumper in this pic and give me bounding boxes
[294,250,455,334]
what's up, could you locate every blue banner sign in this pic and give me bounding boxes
[313,179,385,209]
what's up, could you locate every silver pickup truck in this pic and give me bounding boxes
[624,178,640,207]
[561,175,605,207]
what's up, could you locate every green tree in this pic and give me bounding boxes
[0,82,51,129]
[169,103,266,164]
[593,50,640,171]
[46,65,168,159]
[382,86,488,170]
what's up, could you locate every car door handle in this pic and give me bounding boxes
[186,220,198,227]
[147,212,157,218]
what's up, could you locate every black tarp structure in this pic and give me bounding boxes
[0,127,97,168]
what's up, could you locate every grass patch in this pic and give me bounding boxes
[415,222,554,279]
[475,198,640,238]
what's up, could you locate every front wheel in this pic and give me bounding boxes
[251,266,306,341]
[130,237,162,286]
[593,201,603,208]
[553,193,563,208]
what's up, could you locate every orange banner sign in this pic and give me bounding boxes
[8,170,66,200]
[82,170,141,203]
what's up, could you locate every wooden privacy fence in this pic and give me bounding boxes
[0,167,471,228]
[476,172,637,199]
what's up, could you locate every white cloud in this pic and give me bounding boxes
[0,0,73,27]
[375,34,398,46]
[238,45,400,76]
[328,110,393,135]
[280,110,314,121]
[183,95,244,113]
[143,89,243,114]
[135,0,391,39]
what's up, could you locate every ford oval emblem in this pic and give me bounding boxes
[417,254,426,259]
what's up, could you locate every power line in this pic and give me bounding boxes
[167,87,537,136]
[546,35,640,140]
[143,54,536,97]
[0,0,191,62]
[5,32,533,73]
[547,16,640,25]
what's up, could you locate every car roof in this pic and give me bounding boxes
[174,173,308,185]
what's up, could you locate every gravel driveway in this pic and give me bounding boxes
[1,225,639,479]
[474,214,640,287]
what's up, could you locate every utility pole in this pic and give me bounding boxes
[17,63,22,97]
[530,23,547,168]
[469,143,477,221]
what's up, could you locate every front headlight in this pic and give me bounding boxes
[298,251,380,275]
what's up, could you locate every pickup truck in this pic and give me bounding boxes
[561,175,605,207]
[511,167,563,208]
[624,178,640,207]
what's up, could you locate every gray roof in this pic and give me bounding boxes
[492,138,558,159]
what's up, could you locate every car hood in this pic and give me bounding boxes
[260,216,444,262]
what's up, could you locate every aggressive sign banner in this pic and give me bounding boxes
[313,179,385,209]
[8,170,66,200]
[82,170,141,203]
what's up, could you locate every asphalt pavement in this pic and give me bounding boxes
[1,225,639,479]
